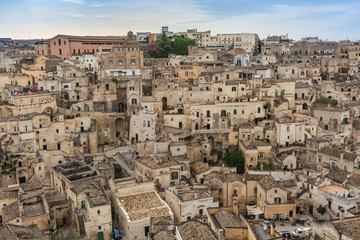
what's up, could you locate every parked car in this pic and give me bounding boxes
[279,231,292,238]
[292,227,312,238]
[113,228,122,239]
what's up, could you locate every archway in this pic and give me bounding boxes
[162,97,168,110]
[303,103,308,110]
[61,91,70,101]
[115,118,129,140]
[43,107,54,114]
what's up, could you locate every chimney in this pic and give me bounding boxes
[219,229,224,240]
[340,152,344,163]
[356,202,360,214]
[339,207,345,220]
[233,201,239,217]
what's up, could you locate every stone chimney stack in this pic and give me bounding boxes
[356,202,360,213]
[340,152,344,164]
[233,201,239,217]
[219,229,224,240]
[339,207,345,220]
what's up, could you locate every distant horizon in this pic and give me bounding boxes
[0,32,357,43]
[1,0,360,41]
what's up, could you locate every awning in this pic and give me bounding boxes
[246,205,264,215]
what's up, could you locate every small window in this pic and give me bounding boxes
[97,210,101,214]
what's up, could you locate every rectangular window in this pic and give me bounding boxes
[130,59,136,65]
[171,172,178,180]
[118,59,123,65]
[104,130,108,136]
[207,110,210,117]
[108,59,114,65]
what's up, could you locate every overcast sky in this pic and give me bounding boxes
[1,0,360,41]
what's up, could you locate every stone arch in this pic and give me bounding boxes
[43,107,54,114]
[61,91,70,101]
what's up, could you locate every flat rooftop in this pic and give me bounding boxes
[178,190,211,202]
[119,191,171,222]
[319,185,349,196]
[23,202,46,217]
[136,155,179,169]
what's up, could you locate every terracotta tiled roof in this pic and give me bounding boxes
[353,119,360,130]
[326,167,350,184]
[0,191,17,199]
[204,171,243,183]
[275,116,295,124]
[333,217,360,239]
[3,201,21,222]
[190,161,209,174]
[20,180,42,192]
[179,221,217,240]
[319,147,357,161]
[151,230,176,240]
[136,156,179,169]
[346,174,360,187]
[212,209,247,229]
[0,224,45,240]
[258,177,282,191]
[241,140,271,149]
[119,192,170,222]
[246,174,273,181]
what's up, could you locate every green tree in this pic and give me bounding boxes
[172,36,197,55]
[225,149,245,173]
[155,34,172,58]
[315,97,338,106]
[317,204,326,215]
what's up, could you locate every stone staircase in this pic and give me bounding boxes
[114,152,134,176]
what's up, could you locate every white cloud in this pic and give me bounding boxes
[62,0,84,4]
[91,2,108,7]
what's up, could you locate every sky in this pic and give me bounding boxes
[1,0,360,41]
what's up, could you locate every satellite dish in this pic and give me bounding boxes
[263,225,268,230]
